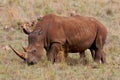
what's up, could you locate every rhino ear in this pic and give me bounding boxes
[31,20,37,27]
[22,22,31,35]
[23,28,31,35]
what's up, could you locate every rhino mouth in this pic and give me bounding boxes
[28,61,34,65]
[27,61,37,65]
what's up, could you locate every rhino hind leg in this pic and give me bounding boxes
[101,50,106,63]
[94,49,106,64]
[90,49,95,59]
[89,47,106,64]
[94,35,106,64]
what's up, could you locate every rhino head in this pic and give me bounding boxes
[10,28,45,65]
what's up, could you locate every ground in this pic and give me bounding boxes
[0,0,120,80]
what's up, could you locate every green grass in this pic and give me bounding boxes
[0,0,120,80]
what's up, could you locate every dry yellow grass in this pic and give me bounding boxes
[0,0,120,80]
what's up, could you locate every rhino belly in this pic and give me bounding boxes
[67,40,93,53]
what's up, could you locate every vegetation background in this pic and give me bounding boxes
[0,0,120,80]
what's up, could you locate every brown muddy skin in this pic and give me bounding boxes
[12,14,107,65]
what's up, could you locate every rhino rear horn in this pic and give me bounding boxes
[22,45,27,52]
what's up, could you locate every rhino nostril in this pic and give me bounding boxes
[30,61,34,65]
[27,61,34,65]
[26,58,35,65]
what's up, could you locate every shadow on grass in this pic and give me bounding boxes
[12,55,90,67]
[65,57,89,66]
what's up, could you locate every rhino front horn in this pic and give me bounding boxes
[9,45,26,60]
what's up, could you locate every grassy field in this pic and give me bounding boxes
[0,0,120,80]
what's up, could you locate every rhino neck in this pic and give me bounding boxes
[43,27,49,51]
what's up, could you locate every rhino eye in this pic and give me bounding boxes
[34,31,41,36]
[34,28,42,36]
[37,32,41,35]
[32,50,36,54]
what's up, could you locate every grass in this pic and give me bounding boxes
[0,0,120,80]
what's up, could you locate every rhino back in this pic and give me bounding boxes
[61,17,98,52]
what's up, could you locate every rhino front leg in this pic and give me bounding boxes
[46,43,63,64]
